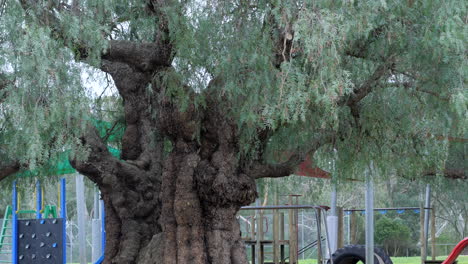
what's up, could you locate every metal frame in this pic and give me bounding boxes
[10,179,67,264]
[240,205,332,264]
[11,182,17,264]
[60,178,66,264]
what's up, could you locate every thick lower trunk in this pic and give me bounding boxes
[159,140,257,264]
[96,142,256,264]
[98,177,162,264]
[77,64,258,263]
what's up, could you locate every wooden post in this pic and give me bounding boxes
[251,213,256,240]
[317,209,322,264]
[420,204,426,264]
[259,211,264,264]
[288,196,297,264]
[273,191,279,264]
[280,212,285,264]
[350,211,357,244]
[294,196,300,263]
[431,207,436,260]
[252,245,256,264]
[338,207,344,249]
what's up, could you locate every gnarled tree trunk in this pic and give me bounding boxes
[71,44,260,263]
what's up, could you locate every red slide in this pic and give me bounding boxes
[442,238,468,264]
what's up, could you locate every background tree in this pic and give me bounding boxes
[0,0,466,263]
[375,216,411,256]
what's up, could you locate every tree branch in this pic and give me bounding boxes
[345,25,386,60]
[0,162,20,182]
[388,82,451,101]
[70,123,145,186]
[102,40,172,72]
[338,56,396,119]
[0,72,13,103]
[19,1,172,71]
[248,132,334,179]
[424,169,466,180]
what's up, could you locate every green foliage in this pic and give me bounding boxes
[375,216,411,256]
[1,0,466,181]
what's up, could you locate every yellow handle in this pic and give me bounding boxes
[16,192,21,213]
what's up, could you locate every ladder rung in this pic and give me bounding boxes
[0,261,13,263]
[0,243,11,245]
[0,251,11,254]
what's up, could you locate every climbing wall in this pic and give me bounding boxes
[17,218,63,264]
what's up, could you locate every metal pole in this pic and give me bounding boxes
[60,178,67,264]
[12,181,18,264]
[92,188,101,262]
[36,180,42,219]
[255,198,260,264]
[424,184,431,261]
[75,174,87,264]
[316,209,322,264]
[365,163,374,264]
[347,214,350,245]
[420,203,425,264]
[328,184,338,255]
[431,206,436,260]
[301,211,304,260]
[100,199,106,254]
[330,185,337,216]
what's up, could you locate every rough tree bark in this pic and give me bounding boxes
[70,65,263,263]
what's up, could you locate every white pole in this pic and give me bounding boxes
[75,174,87,264]
[423,184,431,260]
[92,187,101,262]
[365,162,375,264]
[327,184,338,255]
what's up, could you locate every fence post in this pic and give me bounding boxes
[317,209,322,264]
[431,207,436,260]
[338,207,344,249]
[420,204,425,264]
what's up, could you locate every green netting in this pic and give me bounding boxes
[14,146,120,177]
[14,118,122,177]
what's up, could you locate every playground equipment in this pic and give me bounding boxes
[441,238,468,264]
[0,179,66,264]
[0,178,105,264]
[240,205,330,264]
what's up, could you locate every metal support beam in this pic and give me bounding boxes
[36,180,42,219]
[92,188,101,263]
[424,184,431,260]
[328,184,338,255]
[365,164,374,264]
[60,178,67,264]
[12,181,18,264]
[75,174,87,264]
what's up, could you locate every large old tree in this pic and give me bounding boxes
[0,0,466,263]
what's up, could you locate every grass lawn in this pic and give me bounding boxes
[297,256,468,264]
